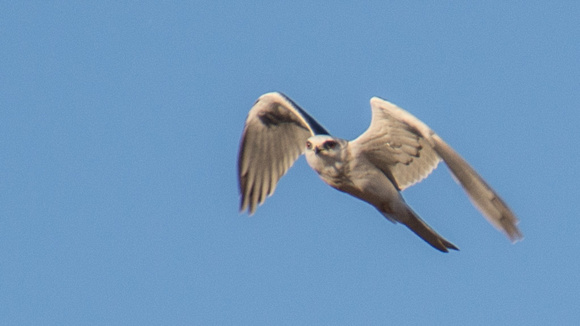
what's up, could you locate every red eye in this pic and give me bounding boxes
[325,141,337,149]
[306,141,312,150]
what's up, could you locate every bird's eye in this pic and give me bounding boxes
[306,141,312,150]
[325,141,337,149]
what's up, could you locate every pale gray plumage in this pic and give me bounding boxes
[238,93,329,215]
[238,92,522,252]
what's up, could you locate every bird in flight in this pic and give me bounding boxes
[237,92,522,252]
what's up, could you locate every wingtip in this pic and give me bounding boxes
[496,209,524,243]
[506,229,524,244]
[238,206,255,216]
[239,198,253,216]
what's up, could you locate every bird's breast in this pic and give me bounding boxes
[306,155,350,189]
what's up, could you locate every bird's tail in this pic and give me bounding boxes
[431,134,523,242]
[402,208,459,253]
[381,205,458,253]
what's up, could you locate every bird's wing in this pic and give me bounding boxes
[238,92,330,215]
[352,97,441,191]
[352,97,522,242]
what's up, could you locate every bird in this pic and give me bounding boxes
[237,92,522,252]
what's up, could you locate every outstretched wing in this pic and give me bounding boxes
[353,98,441,191]
[238,92,330,215]
[352,97,522,242]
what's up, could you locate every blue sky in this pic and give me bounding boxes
[1,2,579,325]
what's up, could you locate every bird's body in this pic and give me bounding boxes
[238,92,522,252]
[304,135,458,251]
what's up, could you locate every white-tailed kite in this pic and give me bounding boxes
[238,92,522,252]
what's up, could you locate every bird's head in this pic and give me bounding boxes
[304,135,348,172]
[305,135,344,154]
[304,135,348,180]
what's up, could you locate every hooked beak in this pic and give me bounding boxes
[314,146,321,154]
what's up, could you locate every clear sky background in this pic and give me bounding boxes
[1,2,579,325]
